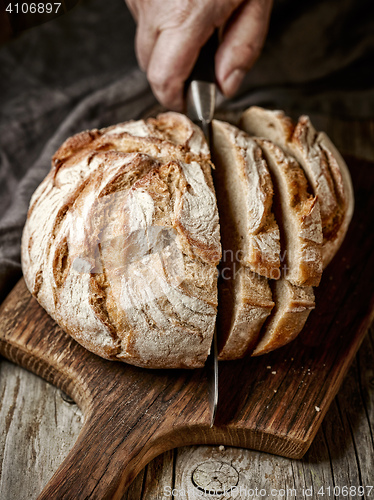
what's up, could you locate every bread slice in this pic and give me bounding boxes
[22,113,221,369]
[252,279,315,356]
[256,139,323,287]
[217,266,274,360]
[212,119,281,279]
[241,106,354,267]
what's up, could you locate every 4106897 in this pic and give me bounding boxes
[317,486,373,496]
[5,3,61,14]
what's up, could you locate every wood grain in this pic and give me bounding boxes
[0,154,373,499]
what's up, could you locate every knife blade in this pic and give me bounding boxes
[186,32,219,427]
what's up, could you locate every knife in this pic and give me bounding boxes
[186,32,219,427]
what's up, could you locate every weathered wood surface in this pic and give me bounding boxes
[0,117,373,499]
[0,326,372,499]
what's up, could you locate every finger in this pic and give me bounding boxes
[215,0,273,97]
[124,0,138,21]
[147,26,214,110]
[135,18,159,71]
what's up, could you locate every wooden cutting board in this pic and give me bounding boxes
[0,154,373,500]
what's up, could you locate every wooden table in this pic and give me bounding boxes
[1,117,373,499]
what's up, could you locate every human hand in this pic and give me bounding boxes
[125,0,273,110]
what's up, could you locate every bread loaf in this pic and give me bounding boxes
[21,113,221,369]
[21,109,354,367]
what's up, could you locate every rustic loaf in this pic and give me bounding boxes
[21,112,221,369]
[21,110,353,367]
[240,106,354,267]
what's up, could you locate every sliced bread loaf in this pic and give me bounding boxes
[211,120,276,360]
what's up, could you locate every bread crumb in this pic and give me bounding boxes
[219,445,225,452]
[271,371,277,375]
[274,389,277,393]
[315,406,321,412]
[267,366,271,369]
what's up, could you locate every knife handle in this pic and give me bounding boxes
[187,30,219,84]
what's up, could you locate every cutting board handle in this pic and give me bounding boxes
[35,399,188,499]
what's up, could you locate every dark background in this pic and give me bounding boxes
[0,0,373,302]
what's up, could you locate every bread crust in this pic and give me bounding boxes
[22,113,221,369]
[252,279,315,356]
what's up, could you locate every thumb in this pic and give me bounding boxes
[215,0,273,97]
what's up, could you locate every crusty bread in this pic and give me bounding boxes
[252,279,315,356]
[240,106,354,267]
[212,120,281,279]
[21,113,221,369]
[21,110,353,367]
[256,138,323,287]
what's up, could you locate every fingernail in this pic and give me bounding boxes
[222,69,246,97]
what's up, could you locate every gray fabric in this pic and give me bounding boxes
[0,0,157,302]
[232,0,374,117]
[0,0,373,302]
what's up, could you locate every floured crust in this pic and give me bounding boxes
[22,113,221,369]
[256,139,323,287]
[212,120,281,279]
[252,279,315,356]
[240,106,354,268]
